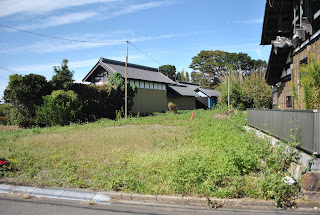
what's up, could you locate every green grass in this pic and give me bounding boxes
[0,109,298,202]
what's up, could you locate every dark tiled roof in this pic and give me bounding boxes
[167,82,220,97]
[168,83,199,97]
[83,58,175,84]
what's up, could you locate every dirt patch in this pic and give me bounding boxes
[213,110,234,119]
[0,125,21,132]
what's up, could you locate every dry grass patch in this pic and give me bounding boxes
[0,125,20,132]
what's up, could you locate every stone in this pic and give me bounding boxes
[301,172,320,191]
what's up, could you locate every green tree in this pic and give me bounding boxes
[108,72,125,87]
[176,69,190,82]
[242,71,272,108]
[190,50,267,87]
[300,55,320,109]
[51,59,74,90]
[3,74,52,126]
[159,65,176,80]
[217,70,272,109]
[36,90,81,126]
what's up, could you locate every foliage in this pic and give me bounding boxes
[3,74,52,127]
[0,104,10,116]
[190,71,212,88]
[70,78,136,122]
[189,50,267,88]
[216,72,245,110]
[176,69,190,82]
[159,65,176,80]
[217,70,272,109]
[168,102,178,113]
[108,72,125,87]
[36,90,81,126]
[242,71,272,108]
[300,55,320,109]
[50,59,74,90]
[0,109,301,207]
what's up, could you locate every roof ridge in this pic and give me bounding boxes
[101,58,159,72]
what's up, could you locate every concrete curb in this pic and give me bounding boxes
[1,184,320,209]
[102,191,276,208]
[0,184,110,204]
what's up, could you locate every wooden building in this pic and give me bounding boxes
[82,58,175,114]
[262,0,320,109]
[167,81,220,110]
[83,58,221,114]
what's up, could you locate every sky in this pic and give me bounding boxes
[0,0,271,100]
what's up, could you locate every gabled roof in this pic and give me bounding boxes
[261,0,293,45]
[83,58,175,84]
[167,82,220,98]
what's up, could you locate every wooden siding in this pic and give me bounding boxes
[290,37,320,109]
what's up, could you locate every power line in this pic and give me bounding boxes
[0,24,164,68]
[0,66,22,75]
[0,24,126,44]
[128,41,162,66]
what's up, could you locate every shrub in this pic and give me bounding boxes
[300,55,320,109]
[3,74,52,127]
[168,102,178,113]
[36,90,81,126]
[0,104,10,116]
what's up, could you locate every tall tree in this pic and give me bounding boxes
[3,74,52,126]
[190,50,267,86]
[51,59,74,90]
[159,65,176,80]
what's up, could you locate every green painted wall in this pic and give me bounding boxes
[130,88,168,114]
[168,96,195,110]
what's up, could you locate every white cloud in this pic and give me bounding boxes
[4,34,176,54]
[112,1,172,17]
[16,12,98,30]
[0,0,120,18]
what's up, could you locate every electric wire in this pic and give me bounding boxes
[128,41,162,66]
[0,24,164,68]
[0,24,126,44]
[0,66,22,75]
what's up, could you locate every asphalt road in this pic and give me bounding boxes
[0,194,319,215]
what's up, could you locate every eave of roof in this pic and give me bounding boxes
[265,46,291,85]
[261,0,293,45]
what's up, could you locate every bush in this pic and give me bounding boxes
[3,74,52,127]
[168,102,178,113]
[36,90,81,126]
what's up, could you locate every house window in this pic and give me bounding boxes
[300,57,308,66]
[103,73,107,83]
[286,96,292,107]
[145,81,150,89]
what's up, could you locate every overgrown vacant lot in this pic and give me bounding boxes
[0,109,295,201]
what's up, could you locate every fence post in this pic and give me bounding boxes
[314,110,320,156]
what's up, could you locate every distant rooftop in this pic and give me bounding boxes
[83,58,175,84]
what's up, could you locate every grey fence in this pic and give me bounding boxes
[247,109,320,156]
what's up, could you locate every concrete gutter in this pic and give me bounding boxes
[0,184,110,204]
[1,184,320,210]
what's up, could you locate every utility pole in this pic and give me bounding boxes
[228,73,230,109]
[125,41,128,119]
